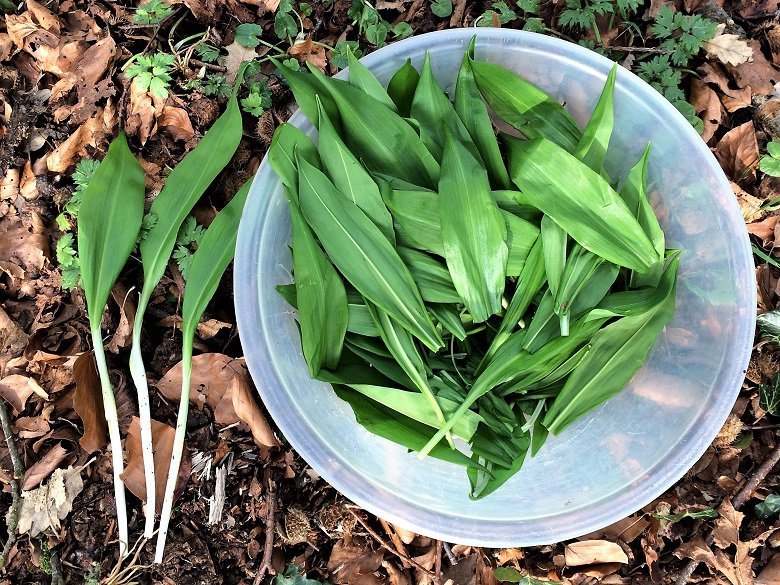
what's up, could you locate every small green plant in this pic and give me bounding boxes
[759,373,780,415]
[195,42,220,63]
[125,52,176,99]
[349,0,390,47]
[275,0,299,39]
[760,141,780,177]
[241,80,272,116]
[756,494,780,520]
[299,2,313,17]
[430,0,453,18]
[273,564,325,585]
[202,73,231,97]
[57,159,100,231]
[173,216,205,280]
[132,0,173,25]
[493,567,551,584]
[39,540,52,575]
[392,22,414,39]
[516,0,546,32]
[331,41,363,69]
[235,23,264,48]
[650,6,718,66]
[56,233,81,290]
[652,508,719,522]
[478,1,518,26]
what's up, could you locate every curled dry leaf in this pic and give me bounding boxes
[289,37,327,72]
[327,538,385,585]
[121,416,191,514]
[0,307,29,376]
[747,215,779,242]
[715,121,760,183]
[690,77,722,144]
[26,0,61,34]
[0,374,47,414]
[46,111,108,173]
[227,374,280,448]
[713,500,744,549]
[224,41,258,84]
[704,24,754,67]
[20,161,37,200]
[125,77,163,145]
[699,63,752,113]
[158,106,196,142]
[728,40,779,95]
[739,0,780,20]
[16,404,53,439]
[564,540,629,567]
[0,33,13,61]
[22,442,69,491]
[733,181,765,223]
[72,352,107,453]
[0,168,19,200]
[106,283,136,354]
[0,227,48,272]
[15,465,85,538]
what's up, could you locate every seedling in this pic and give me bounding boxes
[132,0,173,25]
[760,141,780,177]
[125,52,176,100]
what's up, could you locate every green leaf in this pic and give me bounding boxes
[504,212,539,277]
[334,386,478,467]
[759,374,780,415]
[273,564,324,585]
[541,215,567,301]
[392,22,413,39]
[493,567,550,584]
[383,189,444,255]
[431,0,453,17]
[274,10,298,38]
[288,193,349,375]
[507,137,658,272]
[469,56,582,151]
[296,156,443,350]
[619,144,665,287]
[349,384,481,441]
[316,100,395,242]
[455,38,511,190]
[439,134,508,322]
[274,59,341,129]
[77,132,145,326]
[429,304,467,341]
[235,23,264,48]
[760,154,780,178]
[755,494,780,520]
[757,310,780,342]
[347,302,380,337]
[410,52,478,161]
[346,47,396,110]
[387,58,420,118]
[268,123,321,195]
[397,247,461,304]
[330,41,361,69]
[554,245,606,334]
[543,256,679,434]
[307,65,440,189]
[181,180,251,341]
[575,64,616,172]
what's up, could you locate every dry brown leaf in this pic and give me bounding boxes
[5,12,50,50]
[328,538,385,585]
[581,514,650,544]
[740,0,780,20]
[158,106,195,142]
[689,77,722,144]
[46,125,85,173]
[565,540,628,567]
[26,0,61,33]
[728,40,779,95]
[715,121,760,183]
[713,500,744,549]
[756,554,780,585]
[497,548,523,565]
[15,465,84,538]
[121,416,191,514]
[0,374,47,414]
[732,181,765,223]
[0,33,13,61]
[228,374,280,448]
[72,352,107,453]
[747,215,779,242]
[125,77,162,145]
[197,318,232,339]
[0,307,29,376]
[107,284,135,354]
[381,560,411,585]
[289,37,327,72]
[15,404,53,439]
[674,536,717,566]
[52,35,117,102]
[0,226,48,272]
[704,24,754,66]
[1,168,20,201]
[20,161,37,201]
[390,524,416,545]
[224,41,258,83]
[699,63,752,113]
[22,442,69,490]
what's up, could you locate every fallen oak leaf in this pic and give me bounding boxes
[72,352,107,453]
[704,24,754,67]
[158,106,195,142]
[727,40,779,96]
[715,121,760,183]
[289,37,327,72]
[228,373,280,448]
[747,215,779,242]
[564,540,628,567]
[121,416,191,514]
[0,374,47,414]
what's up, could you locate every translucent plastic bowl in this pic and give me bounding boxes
[234,29,755,546]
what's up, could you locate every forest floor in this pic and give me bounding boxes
[1,0,780,584]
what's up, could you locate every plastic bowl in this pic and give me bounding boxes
[234,29,755,546]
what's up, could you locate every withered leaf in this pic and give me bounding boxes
[106,283,135,354]
[0,374,47,414]
[747,215,779,242]
[228,374,280,448]
[727,40,779,95]
[72,352,107,453]
[16,465,84,537]
[0,308,29,376]
[689,77,722,144]
[564,540,628,567]
[158,106,195,142]
[704,24,754,67]
[327,538,384,585]
[713,500,744,549]
[289,37,327,72]
[715,121,760,183]
[22,442,68,491]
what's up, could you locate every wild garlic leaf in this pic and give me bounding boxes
[543,255,679,434]
[541,215,567,301]
[274,58,341,128]
[346,47,396,110]
[554,244,606,335]
[439,134,508,322]
[429,304,467,341]
[469,55,582,151]
[397,246,462,304]
[507,137,658,272]
[296,156,443,350]
[268,123,321,195]
[575,64,617,172]
[316,99,395,242]
[386,58,420,117]
[455,37,511,190]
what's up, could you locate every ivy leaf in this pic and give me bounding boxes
[755,494,780,520]
[235,23,263,48]
[431,0,453,17]
[652,508,718,522]
[759,374,780,416]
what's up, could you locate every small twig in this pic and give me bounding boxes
[449,0,467,27]
[604,46,673,54]
[378,519,411,568]
[0,401,23,571]
[189,59,228,73]
[750,424,780,430]
[442,542,458,565]
[253,466,277,585]
[435,540,442,584]
[675,444,780,585]
[346,509,435,577]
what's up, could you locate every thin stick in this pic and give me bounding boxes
[0,401,22,570]
[129,292,156,539]
[93,330,129,556]
[253,466,277,585]
[442,542,457,565]
[674,444,780,585]
[347,509,435,577]
[435,541,442,584]
[154,337,193,564]
[378,519,411,569]
[449,0,466,27]
[190,59,228,72]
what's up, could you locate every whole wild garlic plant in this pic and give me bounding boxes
[69,70,249,558]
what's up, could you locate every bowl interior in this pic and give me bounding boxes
[234,29,755,546]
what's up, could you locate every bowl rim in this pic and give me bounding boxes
[234,27,756,546]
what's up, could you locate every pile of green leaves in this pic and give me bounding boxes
[270,41,679,499]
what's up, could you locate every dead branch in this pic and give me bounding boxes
[253,466,277,585]
[0,401,23,571]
